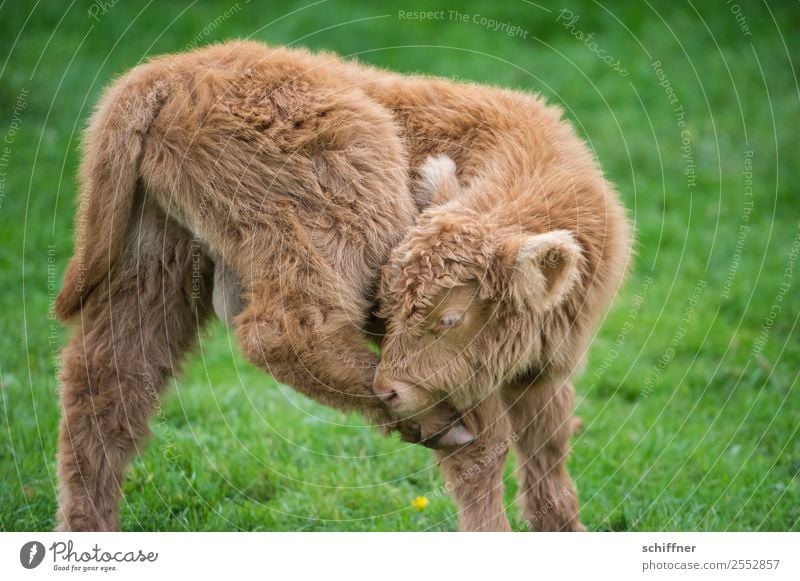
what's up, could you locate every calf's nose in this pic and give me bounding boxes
[372,376,412,407]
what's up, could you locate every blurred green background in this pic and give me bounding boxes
[1,0,798,531]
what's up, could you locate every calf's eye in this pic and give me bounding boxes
[436,310,465,331]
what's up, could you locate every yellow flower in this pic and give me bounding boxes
[411,496,429,511]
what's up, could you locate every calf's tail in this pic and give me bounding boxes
[56,75,167,320]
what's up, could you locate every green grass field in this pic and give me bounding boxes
[1,1,798,531]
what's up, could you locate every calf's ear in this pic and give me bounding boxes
[415,155,461,208]
[509,230,583,310]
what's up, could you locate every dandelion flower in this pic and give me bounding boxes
[411,496,429,511]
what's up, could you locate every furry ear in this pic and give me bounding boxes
[415,155,461,208]
[510,230,583,310]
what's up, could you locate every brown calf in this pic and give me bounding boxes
[55,41,631,531]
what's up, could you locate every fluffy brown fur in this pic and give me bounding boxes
[374,85,632,530]
[55,40,631,532]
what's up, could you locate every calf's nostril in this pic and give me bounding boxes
[375,386,397,403]
[382,390,399,404]
[373,377,404,406]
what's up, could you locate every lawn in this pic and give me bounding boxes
[1,0,798,531]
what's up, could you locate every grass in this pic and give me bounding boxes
[1,0,798,531]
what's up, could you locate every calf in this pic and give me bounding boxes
[374,153,631,529]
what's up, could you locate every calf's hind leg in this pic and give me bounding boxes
[56,207,213,531]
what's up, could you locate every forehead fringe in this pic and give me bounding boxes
[379,212,503,328]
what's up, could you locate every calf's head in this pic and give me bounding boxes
[374,157,584,417]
